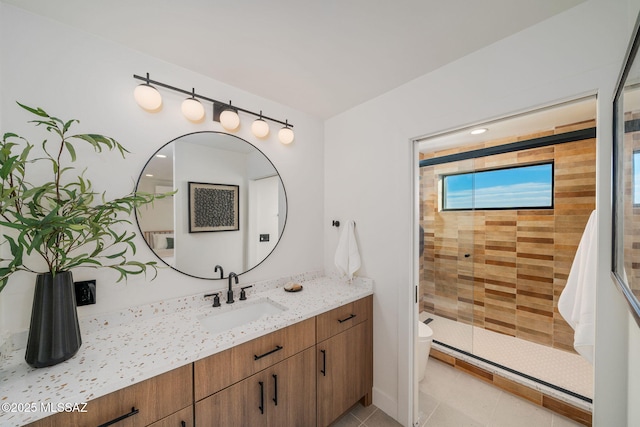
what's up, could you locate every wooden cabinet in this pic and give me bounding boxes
[195,347,316,427]
[24,295,372,427]
[267,346,316,427]
[195,369,265,427]
[195,296,372,427]
[25,364,193,427]
[316,295,373,427]
[194,317,315,400]
[147,406,193,427]
[194,318,316,426]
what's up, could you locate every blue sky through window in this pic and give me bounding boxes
[444,163,553,209]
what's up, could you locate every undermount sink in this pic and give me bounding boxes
[198,298,287,335]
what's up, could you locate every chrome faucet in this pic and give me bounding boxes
[227,272,238,304]
[215,265,224,279]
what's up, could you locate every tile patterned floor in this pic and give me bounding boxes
[331,402,402,427]
[332,310,594,427]
[420,312,593,400]
[418,358,586,427]
[331,357,586,426]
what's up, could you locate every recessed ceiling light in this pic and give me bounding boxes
[156,154,167,158]
[145,174,154,177]
[470,128,488,135]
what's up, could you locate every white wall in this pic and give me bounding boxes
[4,1,640,426]
[137,178,174,232]
[174,142,246,276]
[0,4,324,332]
[324,0,640,425]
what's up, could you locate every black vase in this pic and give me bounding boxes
[25,271,82,368]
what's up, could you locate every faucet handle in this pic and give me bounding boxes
[240,285,253,301]
[204,292,221,307]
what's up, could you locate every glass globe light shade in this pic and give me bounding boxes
[134,84,162,111]
[278,126,295,145]
[251,118,270,138]
[181,97,205,122]
[220,109,240,131]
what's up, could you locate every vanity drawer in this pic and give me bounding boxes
[194,317,315,400]
[148,405,193,427]
[26,364,193,427]
[316,295,372,342]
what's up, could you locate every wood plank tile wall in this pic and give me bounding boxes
[419,121,596,352]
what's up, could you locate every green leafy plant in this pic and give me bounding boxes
[0,102,167,293]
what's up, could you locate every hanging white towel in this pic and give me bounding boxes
[558,210,597,364]
[334,220,361,280]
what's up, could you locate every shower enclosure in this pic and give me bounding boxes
[416,99,597,418]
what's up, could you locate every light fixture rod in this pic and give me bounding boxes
[133,73,293,128]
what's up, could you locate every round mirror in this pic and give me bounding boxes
[135,131,287,279]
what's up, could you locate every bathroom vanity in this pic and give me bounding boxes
[0,275,373,427]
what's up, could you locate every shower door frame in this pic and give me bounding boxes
[412,115,597,426]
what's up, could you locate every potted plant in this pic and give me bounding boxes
[0,103,166,368]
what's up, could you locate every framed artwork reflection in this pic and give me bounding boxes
[188,182,239,233]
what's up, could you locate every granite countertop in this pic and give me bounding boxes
[0,273,373,425]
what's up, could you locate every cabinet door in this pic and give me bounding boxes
[195,373,268,427]
[147,406,193,427]
[25,364,193,427]
[317,320,372,427]
[196,348,316,427]
[267,347,316,427]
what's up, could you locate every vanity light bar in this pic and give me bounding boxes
[133,73,294,141]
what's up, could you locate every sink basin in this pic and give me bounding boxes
[198,298,287,335]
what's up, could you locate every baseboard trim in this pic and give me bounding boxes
[372,386,397,421]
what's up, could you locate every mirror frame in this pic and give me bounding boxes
[612,9,640,328]
[135,131,288,280]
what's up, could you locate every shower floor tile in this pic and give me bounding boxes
[419,312,593,401]
[418,358,585,427]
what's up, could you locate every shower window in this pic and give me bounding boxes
[442,162,554,210]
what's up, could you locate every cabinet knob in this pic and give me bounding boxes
[320,349,326,376]
[258,381,265,414]
[338,314,356,323]
[272,374,278,406]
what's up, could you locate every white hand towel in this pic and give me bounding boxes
[334,220,361,280]
[558,210,597,364]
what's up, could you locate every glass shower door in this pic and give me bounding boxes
[417,158,476,424]
[417,159,476,359]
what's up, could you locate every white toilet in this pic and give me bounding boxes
[417,321,433,382]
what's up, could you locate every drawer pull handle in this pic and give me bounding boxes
[272,374,278,406]
[338,313,356,323]
[259,381,265,414]
[181,422,186,427]
[320,349,326,376]
[97,406,139,427]
[254,345,283,360]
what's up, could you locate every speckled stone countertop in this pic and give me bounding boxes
[0,273,373,425]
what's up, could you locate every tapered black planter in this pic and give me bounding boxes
[25,271,82,368]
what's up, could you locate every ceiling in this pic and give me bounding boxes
[418,96,597,153]
[2,0,586,119]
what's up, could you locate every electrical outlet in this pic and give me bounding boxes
[75,280,96,306]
